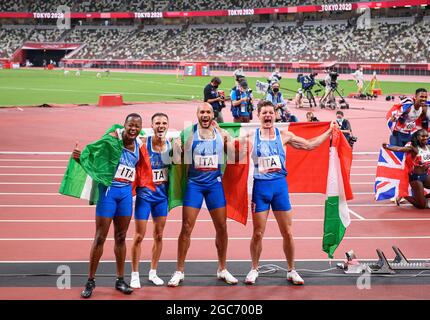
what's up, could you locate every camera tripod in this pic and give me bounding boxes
[319,83,349,110]
[304,87,317,108]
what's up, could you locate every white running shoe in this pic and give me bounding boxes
[168,271,184,287]
[287,270,304,285]
[149,269,164,286]
[130,272,141,289]
[244,269,259,285]
[217,269,238,285]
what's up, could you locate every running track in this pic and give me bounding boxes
[0,95,430,299]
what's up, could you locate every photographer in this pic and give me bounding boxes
[231,80,253,123]
[204,77,229,123]
[266,82,287,121]
[294,88,304,108]
[336,111,356,147]
[233,67,245,85]
[297,72,317,108]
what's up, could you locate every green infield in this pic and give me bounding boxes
[0,69,428,106]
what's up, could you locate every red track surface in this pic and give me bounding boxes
[1,285,430,300]
[1,93,430,300]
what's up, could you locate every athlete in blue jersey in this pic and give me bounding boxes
[168,103,238,287]
[76,113,142,298]
[244,100,335,285]
[130,113,172,288]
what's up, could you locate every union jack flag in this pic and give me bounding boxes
[374,147,410,201]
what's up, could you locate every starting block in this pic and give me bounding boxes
[338,246,430,274]
[98,94,123,107]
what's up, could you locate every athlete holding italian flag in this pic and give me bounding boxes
[234,100,336,285]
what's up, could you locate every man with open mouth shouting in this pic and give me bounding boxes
[168,103,239,287]
[244,100,335,286]
[130,113,172,288]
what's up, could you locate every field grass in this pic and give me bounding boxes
[0,69,428,106]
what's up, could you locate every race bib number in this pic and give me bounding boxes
[241,105,246,113]
[152,168,168,183]
[258,155,282,173]
[114,164,136,182]
[194,154,218,170]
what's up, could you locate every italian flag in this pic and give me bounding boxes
[59,124,154,204]
[322,128,353,258]
[168,122,353,257]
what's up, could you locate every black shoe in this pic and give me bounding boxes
[81,279,96,299]
[115,278,133,295]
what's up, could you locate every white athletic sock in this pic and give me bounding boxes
[149,269,157,277]
[149,269,164,286]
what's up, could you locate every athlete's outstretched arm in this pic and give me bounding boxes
[382,143,413,154]
[282,121,335,151]
[211,121,238,163]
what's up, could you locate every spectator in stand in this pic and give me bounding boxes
[204,77,229,123]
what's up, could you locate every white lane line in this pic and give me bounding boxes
[0,152,70,155]
[2,258,416,263]
[0,166,66,169]
[348,209,365,220]
[0,166,372,170]
[0,204,401,208]
[0,182,60,185]
[0,86,194,98]
[0,205,93,208]
[2,218,430,223]
[0,192,375,196]
[0,193,60,196]
[0,159,68,162]
[0,151,380,155]
[353,152,379,155]
[0,174,63,176]
[1,236,430,241]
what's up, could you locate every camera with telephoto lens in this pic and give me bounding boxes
[349,136,358,147]
[329,71,339,89]
[218,90,226,109]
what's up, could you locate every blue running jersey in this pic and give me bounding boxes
[111,139,139,187]
[252,127,287,180]
[187,124,224,184]
[136,136,171,201]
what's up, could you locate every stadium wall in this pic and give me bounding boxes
[62,59,430,76]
